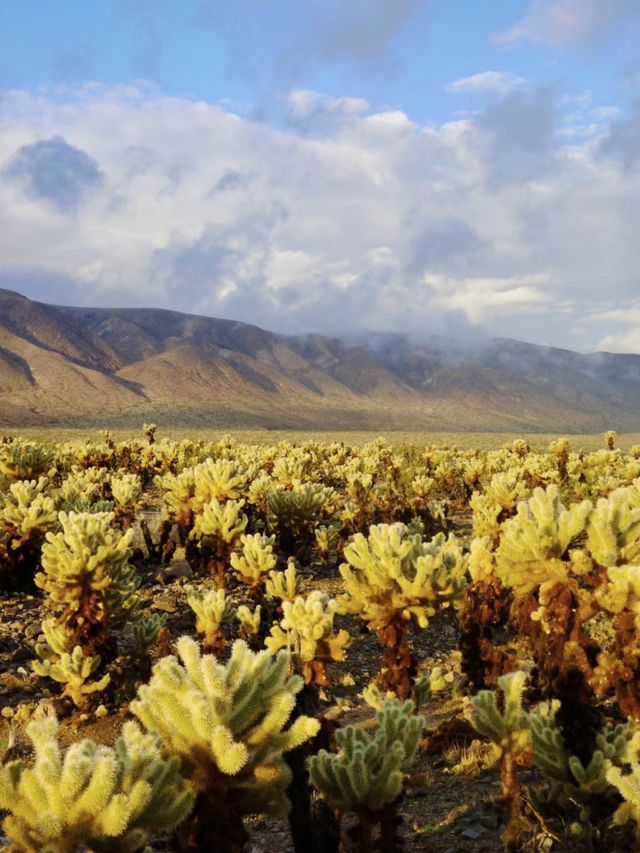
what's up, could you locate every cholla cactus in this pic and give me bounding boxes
[236,604,262,643]
[0,477,58,587]
[471,472,528,543]
[607,726,640,840]
[586,485,640,568]
[190,498,248,582]
[187,587,235,654]
[265,591,350,686]
[0,441,56,485]
[494,486,592,595]
[529,700,635,800]
[314,523,340,562]
[193,458,249,509]
[0,717,193,853]
[142,422,157,445]
[33,640,110,708]
[339,523,467,697]
[230,533,277,598]
[35,511,139,655]
[131,614,167,657]
[155,467,197,533]
[471,671,532,846]
[268,482,337,554]
[109,472,143,528]
[130,636,320,850]
[265,561,302,603]
[309,699,425,848]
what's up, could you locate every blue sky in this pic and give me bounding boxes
[1,0,640,351]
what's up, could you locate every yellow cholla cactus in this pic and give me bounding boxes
[186,586,235,654]
[35,511,139,649]
[109,472,143,525]
[229,533,277,596]
[265,561,303,602]
[595,565,640,627]
[339,523,467,634]
[193,458,249,510]
[586,485,640,568]
[265,590,350,685]
[33,642,110,708]
[494,485,592,595]
[191,498,248,544]
[0,717,194,853]
[130,636,320,837]
[236,604,262,641]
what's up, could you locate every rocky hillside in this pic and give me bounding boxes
[1,288,639,432]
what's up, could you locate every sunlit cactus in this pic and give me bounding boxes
[193,457,249,509]
[236,603,262,643]
[130,636,320,851]
[339,523,467,697]
[109,472,143,527]
[190,497,248,582]
[35,511,139,656]
[33,640,111,708]
[493,485,592,595]
[0,717,193,853]
[187,586,235,654]
[266,561,303,603]
[265,590,350,686]
[586,484,640,568]
[0,477,58,587]
[230,532,277,598]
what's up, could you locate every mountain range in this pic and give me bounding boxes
[1,288,640,432]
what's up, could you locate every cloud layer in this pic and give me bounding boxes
[0,82,638,352]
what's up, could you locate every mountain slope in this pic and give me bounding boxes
[1,289,639,431]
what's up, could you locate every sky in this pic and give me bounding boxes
[1,1,640,352]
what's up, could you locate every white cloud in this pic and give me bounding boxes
[0,82,639,350]
[446,71,526,95]
[494,0,640,49]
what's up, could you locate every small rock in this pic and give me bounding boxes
[1,707,14,718]
[152,596,177,613]
[95,704,108,718]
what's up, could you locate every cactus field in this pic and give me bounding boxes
[3,427,640,851]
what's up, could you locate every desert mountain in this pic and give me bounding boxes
[1,288,639,432]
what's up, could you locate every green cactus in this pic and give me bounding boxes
[130,636,320,851]
[0,441,56,486]
[308,699,425,850]
[0,717,193,852]
[471,671,532,848]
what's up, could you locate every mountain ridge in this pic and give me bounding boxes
[1,288,639,432]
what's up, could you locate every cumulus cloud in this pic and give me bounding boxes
[0,82,638,350]
[2,135,103,213]
[495,0,640,49]
[446,71,526,95]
